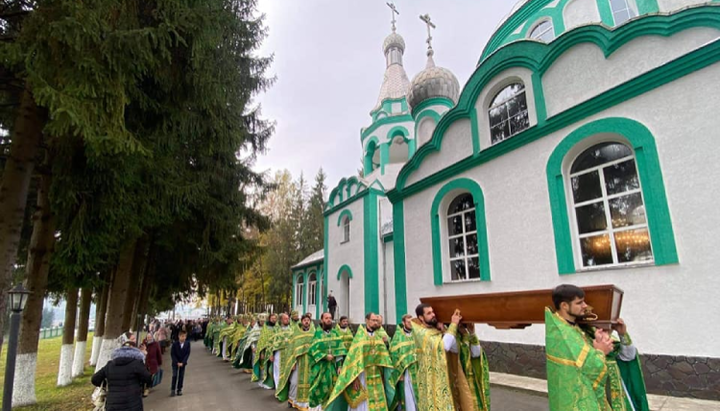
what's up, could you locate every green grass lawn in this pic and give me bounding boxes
[0,333,96,411]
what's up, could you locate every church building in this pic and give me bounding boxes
[291,0,720,398]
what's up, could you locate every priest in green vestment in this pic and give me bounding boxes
[276,313,315,410]
[272,313,295,389]
[547,285,649,411]
[229,317,249,360]
[237,317,262,374]
[388,314,418,411]
[331,316,353,368]
[253,313,279,388]
[309,313,345,409]
[458,324,491,411]
[325,312,393,411]
[232,319,253,369]
[411,304,483,411]
[218,318,237,361]
[204,318,216,349]
[212,318,229,356]
[546,284,616,411]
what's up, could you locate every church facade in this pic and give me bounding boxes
[291,0,720,398]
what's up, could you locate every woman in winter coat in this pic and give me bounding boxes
[92,333,153,411]
[142,334,163,396]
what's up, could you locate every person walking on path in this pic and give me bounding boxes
[327,292,338,320]
[143,334,163,397]
[171,330,192,397]
[92,333,153,411]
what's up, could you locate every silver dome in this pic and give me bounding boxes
[407,54,460,111]
[383,32,406,54]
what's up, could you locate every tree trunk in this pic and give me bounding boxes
[89,274,110,366]
[95,239,137,372]
[0,87,45,357]
[122,237,148,332]
[71,287,92,378]
[12,171,55,407]
[135,256,154,337]
[57,287,78,386]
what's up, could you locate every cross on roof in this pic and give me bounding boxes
[420,14,436,52]
[387,2,400,32]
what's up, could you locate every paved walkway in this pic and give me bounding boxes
[143,340,550,411]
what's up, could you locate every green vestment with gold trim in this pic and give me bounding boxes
[459,332,491,411]
[276,325,315,409]
[545,307,611,411]
[388,328,418,410]
[410,321,458,411]
[325,326,393,411]
[309,327,346,408]
[253,323,278,387]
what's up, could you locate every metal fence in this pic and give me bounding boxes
[39,327,63,339]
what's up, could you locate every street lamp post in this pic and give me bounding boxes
[3,284,31,411]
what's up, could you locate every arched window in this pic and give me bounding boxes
[295,276,305,307]
[488,83,529,144]
[609,0,637,25]
[364,140,380,175]
[308,273,317,306]
[342,216,351,243]
[569,142,652,268]
[530,20,555,42]
[446,193,480,281]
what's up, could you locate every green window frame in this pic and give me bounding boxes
[431,178,491,285]
[546,117,678,274]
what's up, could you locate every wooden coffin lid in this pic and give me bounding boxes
[419,284,624,330]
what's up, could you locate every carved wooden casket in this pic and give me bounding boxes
[419,284,623,330]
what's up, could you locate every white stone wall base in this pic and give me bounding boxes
[71,341,87,378]
[12,353,38,407]
[95,338,120,373]
[56,344,75,386]
[89,336,102,366]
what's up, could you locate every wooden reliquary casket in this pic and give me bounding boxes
[419,284,623,330]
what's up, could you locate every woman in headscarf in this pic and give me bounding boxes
[92,332,153,411]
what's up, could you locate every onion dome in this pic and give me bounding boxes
[407,50,460,112]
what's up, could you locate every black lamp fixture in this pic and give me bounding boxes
[8,283,30,313]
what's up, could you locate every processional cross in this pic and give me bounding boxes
[387,2,400,32]
[420,13,436,54]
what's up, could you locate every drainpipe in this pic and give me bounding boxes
[380,201,388,323]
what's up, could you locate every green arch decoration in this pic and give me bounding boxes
[430,178,491,285]
[337,264,353,280]
[546,117,678,274]
[336,209,353,226]
[389,7,720,200]
[364,136,380,175]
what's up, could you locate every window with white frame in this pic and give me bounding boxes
[530,20,555,42]
[342,216,351,243]
[609,0,637,25]
[446,193,481,281]
[308,273,317,306]
[488,83,529,144]
[296,276,305,307]
[569,142,653,268]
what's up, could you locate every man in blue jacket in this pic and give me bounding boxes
[170,330,191,397]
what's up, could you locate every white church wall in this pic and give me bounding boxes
[562,0,602,31]
[405,119,474,187]
[658,0,713,12]
[401,63,720,357]
[416,116,437,149]
[326,199,365,323]
[543,27,720,117]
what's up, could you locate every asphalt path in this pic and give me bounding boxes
[143,340,549,411]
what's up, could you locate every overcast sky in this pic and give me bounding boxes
[253,1,518,190]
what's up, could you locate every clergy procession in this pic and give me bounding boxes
[201,284,649,411]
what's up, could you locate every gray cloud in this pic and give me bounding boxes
[253,0,517,189]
